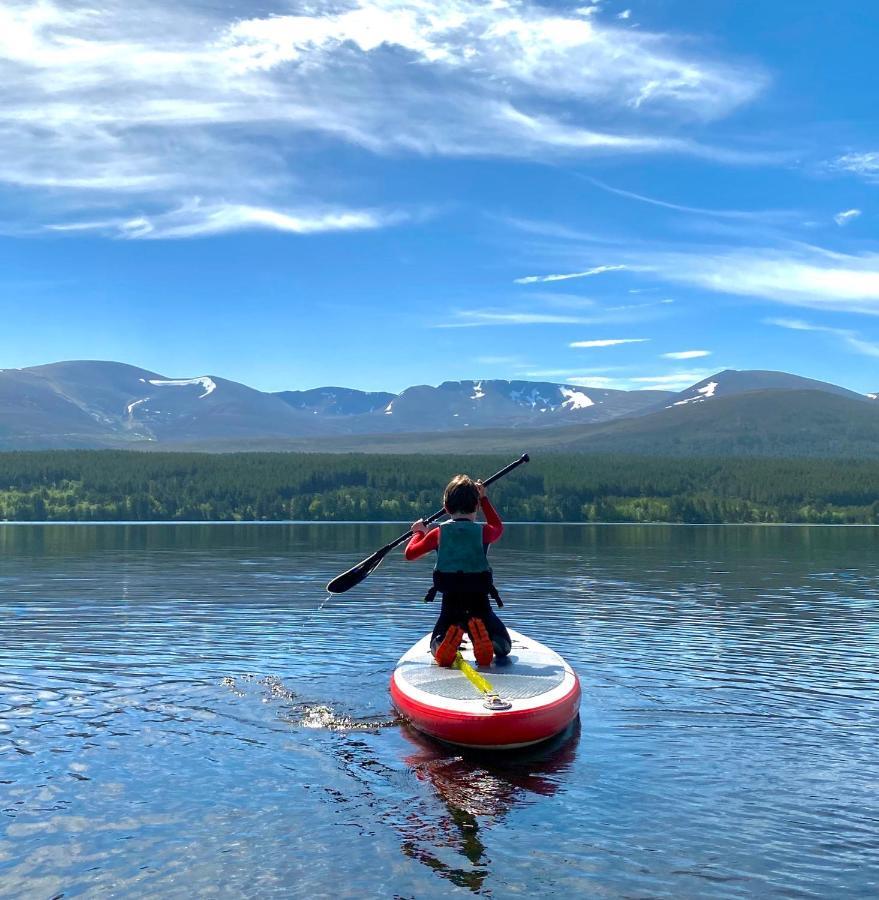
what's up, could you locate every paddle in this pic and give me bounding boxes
[325,452,530,594]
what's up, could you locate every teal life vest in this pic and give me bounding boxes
[424,518,504,608]
[435,519,490,573]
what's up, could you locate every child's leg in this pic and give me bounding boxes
[482,607,512,657]
[430,596,466,665]
[465,614,494,667]
[463,596,510,665]
[430,607,458,655]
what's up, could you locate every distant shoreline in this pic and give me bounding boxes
[2,451,878,525]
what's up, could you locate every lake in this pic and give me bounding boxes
[1,523,877,898]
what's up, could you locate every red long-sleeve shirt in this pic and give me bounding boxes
[404,497,503,561]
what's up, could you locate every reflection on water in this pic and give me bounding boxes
[1,523,878,897]
[398,723,580,892]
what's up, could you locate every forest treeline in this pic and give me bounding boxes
[0,450,877,524]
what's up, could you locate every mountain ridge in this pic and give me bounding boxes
[0,360,875,455]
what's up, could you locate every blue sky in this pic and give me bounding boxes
[2,0,878,394]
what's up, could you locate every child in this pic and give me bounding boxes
[404,474,512,668]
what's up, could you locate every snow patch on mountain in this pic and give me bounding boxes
[148,377,217,398]
[672,381,719,407]
[699,381,718,399]
[384,401,394,415]
[869,393,878,400]
[470,381,485,400]
[560,387,594,410]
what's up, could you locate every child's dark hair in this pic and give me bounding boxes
[444,475,479,514]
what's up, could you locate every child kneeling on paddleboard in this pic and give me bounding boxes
[404,475,512,668]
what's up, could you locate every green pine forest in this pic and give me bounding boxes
[0,450,878,524]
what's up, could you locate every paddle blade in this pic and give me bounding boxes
[325,546,390,593]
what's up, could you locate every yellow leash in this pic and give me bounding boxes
[453,652,495,694]
[452,652,512,710]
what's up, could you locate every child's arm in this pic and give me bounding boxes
[479,490,504,544]
[404,521,439,560]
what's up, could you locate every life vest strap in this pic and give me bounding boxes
[423,569,504,608]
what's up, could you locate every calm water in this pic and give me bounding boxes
[1,523,878,898]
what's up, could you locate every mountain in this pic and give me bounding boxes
[275,387,396,417]
[0,363,674,448]
[0,361,329,449]
[662,369,866,409]
[552,389,879,457]
[228,389,879,458]
[0,361,875,455]
[0,365,112,447]
[329,380,672,432]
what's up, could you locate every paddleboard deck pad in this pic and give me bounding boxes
[390,629,580,750]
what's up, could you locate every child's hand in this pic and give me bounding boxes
[475,480,486,499]
[411,519,428,535]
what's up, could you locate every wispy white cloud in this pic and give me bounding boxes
[629,368,722,390]
[437,294,673,329]
[768,318,821,333]
[606,298,674,311]
[831,152,879,182]
[514,264,627,284]
[222,2,761,119]
[534,244,877,315]
[644,247,879,314]
[498,215,618,244]
[618,10,632,20]
[506,208,879,316]
[48,199,402,239]
[570,338,649,348]
[564,376,632,388]
[582,175,797,222]
[662,350,711,359]
[767,318,879,358]
[526,292,597,309]
[834,208,861,227]
[846,336,879,358]
[1,0,767,235]
[519,366,721,391]
[436,311,597,328]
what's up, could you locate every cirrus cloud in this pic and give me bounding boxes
[834,208,862,226]
[645,248,879,315]
[570,338,650,348]
[514,265,627,284]
[662,349,711,359]
[46,199,403,239]
[766,318,879,359]
[0,0,767,236]
[831,152,879,183]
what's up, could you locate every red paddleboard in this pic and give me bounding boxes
[390,628,581,750]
